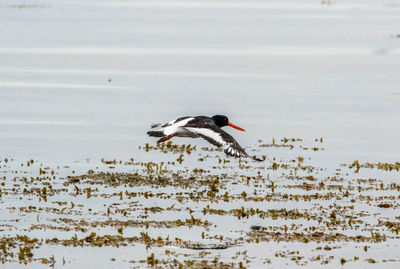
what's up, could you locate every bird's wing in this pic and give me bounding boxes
[183,125,249,158]
[149,116,194,137]
[161,116,192,127]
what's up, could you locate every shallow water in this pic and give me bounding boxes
[0,0,400,268]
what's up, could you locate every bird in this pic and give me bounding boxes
[147,115,250,158]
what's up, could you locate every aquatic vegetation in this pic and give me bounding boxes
[348,161,400,172]
[1,138,399,267]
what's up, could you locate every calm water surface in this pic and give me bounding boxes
[0,0,399,268]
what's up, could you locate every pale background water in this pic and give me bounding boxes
[0,0,399,163]
[0,1,400,268]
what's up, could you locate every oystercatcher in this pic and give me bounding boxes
[147,115,250,158]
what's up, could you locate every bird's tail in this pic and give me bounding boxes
[150,123,161,128]
[147,130,165,137]
[148,122,165,137]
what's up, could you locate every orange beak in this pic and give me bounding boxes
[228,121,245,131]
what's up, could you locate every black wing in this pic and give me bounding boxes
[183,121,249,158]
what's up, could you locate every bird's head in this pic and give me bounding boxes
[212,115,245,131]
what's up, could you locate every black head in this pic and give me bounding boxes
[212,115,246,131]
[212,115,229,127]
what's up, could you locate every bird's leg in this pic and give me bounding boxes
[157,133,177,143]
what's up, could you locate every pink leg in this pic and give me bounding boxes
[157,133,177,143]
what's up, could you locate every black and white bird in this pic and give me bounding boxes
[147,115,250,158]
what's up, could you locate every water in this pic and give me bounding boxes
[0,0,400,268]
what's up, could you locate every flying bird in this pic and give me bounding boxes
[147,115,250,158]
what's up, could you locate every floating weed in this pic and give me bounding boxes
[139,142,196,155]
[347,161,400,172]
[365,258,377,263]
[1,140,400,267]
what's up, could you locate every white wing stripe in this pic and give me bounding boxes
[183,126,249,158]
[164,117,194,135]
[184,127,226,146]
